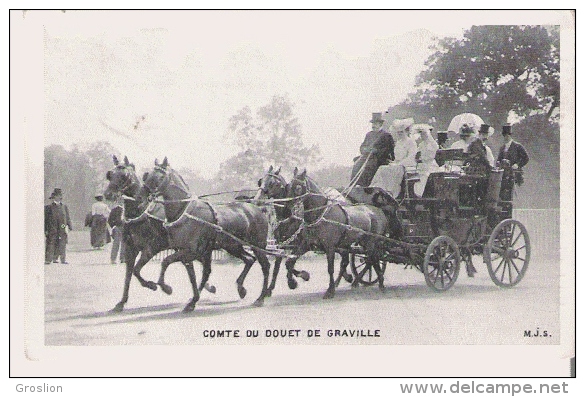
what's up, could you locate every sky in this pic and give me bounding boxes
[18,9,568,176]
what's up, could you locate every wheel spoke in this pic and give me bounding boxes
[507,258,513,284]
[509,257,522,275]
[509,224,517,246]
[491,246,505,255]
[511,230,523,247]
[494,257,505,274]
[499,259,508,283]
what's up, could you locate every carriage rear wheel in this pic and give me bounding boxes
[423,235,461,292]
[485,219,530,288]
[350,253,387,286]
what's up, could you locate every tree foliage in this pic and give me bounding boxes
[216,95,321,189]
[45,142,121,225]
[405,25,559,128]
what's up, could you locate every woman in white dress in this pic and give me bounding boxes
[371,118,417,197]
[414,126,440,196]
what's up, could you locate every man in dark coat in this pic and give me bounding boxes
[350,112,395,187]
[497,124,529,201]
[45,188,73,264]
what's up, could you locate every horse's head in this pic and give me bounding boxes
[256,165,287,199]
[290,167,310,198]
[141,157,190,201]
[104,155,139,200]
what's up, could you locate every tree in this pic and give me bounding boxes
[408,25,559,128]
[217,95,321,189]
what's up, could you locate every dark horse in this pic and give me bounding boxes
[142,158,272,312]
[253,166,312,294]
[288,168,391,298]
[103,155,214,312]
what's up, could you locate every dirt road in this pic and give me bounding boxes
[43,231,560,347]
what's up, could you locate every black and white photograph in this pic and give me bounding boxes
[11,9,575,379]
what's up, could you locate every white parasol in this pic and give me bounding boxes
[447,113,484,134]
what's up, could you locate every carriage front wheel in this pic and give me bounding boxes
[423,235,461,292]
[484,219,530,288]
[350,253,387,286]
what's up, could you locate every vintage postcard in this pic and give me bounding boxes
[10,9,575,378]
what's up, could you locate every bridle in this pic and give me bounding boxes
[259,172,287,198]
[144,166,191,200]
[107,166,138,196]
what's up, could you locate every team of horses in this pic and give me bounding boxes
[104,156,401,313]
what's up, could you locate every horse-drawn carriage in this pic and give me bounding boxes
[103,148,529,312]
[344,148,530,292]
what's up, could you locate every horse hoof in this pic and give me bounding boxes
[207,285,217,294]
[299,271,310,282]
[145,281,158,291]
[351,283,359,289]
[323,290,335,299]
[182,303,196,313]
[253,299,264,307]
[344,274,354,283]
[238,285,247,299]
[111,303,124,312]
[287,278,298,290]
[265,290,273,298]
[379,285,386,292]
[160,284,173,295]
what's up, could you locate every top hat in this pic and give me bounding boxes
[502,124,512,135]
[479,124,494,137]
[459,124,476,136]
[370,112,384,124]
[49,188,63,199]
[437,131,448,139]
[95,191,104,199]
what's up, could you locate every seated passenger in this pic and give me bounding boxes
[448,124,476,172]
[371,118,417,198]
[415,126,440,196]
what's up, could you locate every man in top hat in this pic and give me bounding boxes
[89,192,111,249]
[350,112,395,187]
[45,188,73,264]
[437,131,449,149]
[497,124,529,201]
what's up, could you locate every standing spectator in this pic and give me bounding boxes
[350,112,395,187]
[44,188,72,264]
[90,193,111,249]
[108,198,125,265]
[497,124,529,201]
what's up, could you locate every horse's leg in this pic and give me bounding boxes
[112,245,137,312]
[284,256,299,290]
[252,252,271,307]
[323,249,337,299]
[132,247,158,291]
[225,245,256,299]
[234,249,255,298]
[182,259,200,313]
[266,256,282,297]
[157,251,184,295]
[370,256,385,291]
[198,249,215,293]
[335,251,353,287]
